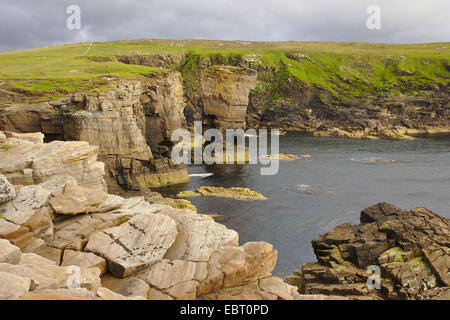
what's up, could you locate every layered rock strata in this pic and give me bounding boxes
[0,131,106,190]
[0,73,189,191]
[200,66,257,131]
[0,142,317,300]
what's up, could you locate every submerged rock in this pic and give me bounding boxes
[177,186,267,201]
[261,153,296,161]
[48,183,107,215]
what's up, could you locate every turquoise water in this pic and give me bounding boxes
[162,133,450,276]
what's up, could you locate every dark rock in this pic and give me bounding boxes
[289,203,450,300]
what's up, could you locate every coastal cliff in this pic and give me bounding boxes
[1,73,189,191]
[0,40,449,191]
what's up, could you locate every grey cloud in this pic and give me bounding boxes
[0,0,448,52]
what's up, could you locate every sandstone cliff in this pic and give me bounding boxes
[200,66,257,130]
[1,73,189,191]
[0,131,105,190]
[178,51,450,139]
[1,42,449,193]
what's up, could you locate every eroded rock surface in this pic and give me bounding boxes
[200,66,257,130]
[288,203,450,300]
[0,143,303,300]
[0,132,106,190]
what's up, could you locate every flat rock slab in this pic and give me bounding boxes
[0,262,101,292]
[1,185,50,225]
[61,250,106,276]
[0,239,21,264]
[85,213,178,278]
[160,208,239,262]
[19,253,56,266]
[96,287,146,300]
[49,183,107,215]
[137,259,207,290]
[50,210,134,251]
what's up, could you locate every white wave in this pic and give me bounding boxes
[189,173,214,178]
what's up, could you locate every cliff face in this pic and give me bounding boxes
[0,131,106,190]
[0,73,189,191]
[200,66,257,130]
[1,44,449,192]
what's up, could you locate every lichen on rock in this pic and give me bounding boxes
[177,186,267,201]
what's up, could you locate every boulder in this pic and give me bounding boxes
[0,239,21,264]
[49,183,107,215]
[159,207,238,262]
[33,245,63,265]
[137,260,207,292]
[61,251,106,276]
[0,219,20,238]
[90,194,125,213]
[147,287,173,300]
[95,287,146,300]
[258,276,302,300]
[85,213,178,277]
[0,262,101,292]
[0,174,15,203]
[288,203,450,300]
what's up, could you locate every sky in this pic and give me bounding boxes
[0,0,449,52]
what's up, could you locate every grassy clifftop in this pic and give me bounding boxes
[0,39,449,102]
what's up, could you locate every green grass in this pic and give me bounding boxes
[0,144,12,150]
[0,39,448,100]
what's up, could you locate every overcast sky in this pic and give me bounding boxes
[0,0,449,52]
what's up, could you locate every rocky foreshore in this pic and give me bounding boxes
[1,133,448,300]
[287,202,450,300]
[0,132,311,300]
